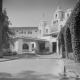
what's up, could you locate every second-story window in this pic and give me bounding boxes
[67,13,69,17]
[39,30,41,34]
[28,30,32,34]
[35,30,37,32]
[16,30,18,32]
[24,31,26,34]
[55,14,57,18]
[53,20,58,25]
[32,44,34,48]
[21,31,23,34]
[53,21,56,24]
[46,29,48,33]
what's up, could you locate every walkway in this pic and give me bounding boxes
[0,54,64,80]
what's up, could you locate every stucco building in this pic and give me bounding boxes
[10,6,73,55]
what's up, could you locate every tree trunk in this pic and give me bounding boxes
[0,0,3,58]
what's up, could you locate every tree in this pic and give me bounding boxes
[2,8,14,45]
[1,9,14,57]
[58,0,80,61]
[70,0,80,61]
[0,0,2,58]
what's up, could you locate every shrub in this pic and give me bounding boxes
[44,47,49,52]
[12,51,18,55]
[3,50,12,56]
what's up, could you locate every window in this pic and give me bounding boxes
[28,30,32,34]
[67,14,69,17]
[35,30,37,32]
[21,31,23,34]
[55,14,57,18]
[32,44,34,48]
[62,14,64,18]
[46,29,48,33]
[40,30,41,34]
[24,31,26,34]
[53,20,58,25]
[53,21,56,24]
[16,30,18,32]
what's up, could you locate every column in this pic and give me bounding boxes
[10,43,14,52]
[17,39,23,54]
[49,36,53,52]
[35,41,39,52]
[45,41,49,47]
[29,42,32,52]
[13,40,18,53]
[57,40,59,55]
[45,41,50,52]
[49,42,53,52]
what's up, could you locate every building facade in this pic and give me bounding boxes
[10,6,72,55]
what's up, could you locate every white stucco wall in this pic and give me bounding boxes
[13,39,23,54]
[13,40,19,53]
[10,7,73,54]
[15,29,38,38]
[18,39,23,54]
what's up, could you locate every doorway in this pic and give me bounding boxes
[52,42,57,53]
[39,42,45,52]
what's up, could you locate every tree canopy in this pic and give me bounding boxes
[58,0,80,61]
[2,9,14,46]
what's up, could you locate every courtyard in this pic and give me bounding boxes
[0,54,64,80]
[1,0,80,80]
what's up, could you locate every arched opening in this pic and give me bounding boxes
[65,27,73,58]
[23,43,29,50]
[38,42,45,52]
[61,33,65,58]
[58,31,65,58]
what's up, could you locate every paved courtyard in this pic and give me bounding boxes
[0,54,64,80]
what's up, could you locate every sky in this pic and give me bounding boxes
[3,0,78,27]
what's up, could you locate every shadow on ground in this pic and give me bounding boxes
[0,70,59,80]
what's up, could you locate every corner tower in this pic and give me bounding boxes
[52,6,64,26]
[51,6,64,32]
[65,8,73,20]
[38,13,47,38]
